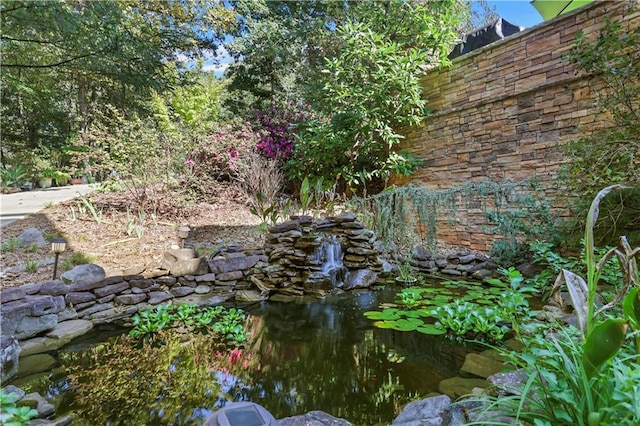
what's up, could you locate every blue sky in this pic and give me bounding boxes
[487,0,544,28]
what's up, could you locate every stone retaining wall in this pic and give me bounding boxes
[392,0,640,251]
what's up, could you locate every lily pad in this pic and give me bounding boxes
[388,318,424,331]
[364,309,401,320]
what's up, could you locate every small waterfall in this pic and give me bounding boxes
[313,235,348,288]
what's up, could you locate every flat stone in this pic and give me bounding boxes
[195,273,216,282]
[208,252,248,274]
[76,303,114,318]
[170,287,195,297]
[170,257,209,277]
[0,286,26,303]
[156,276,178,286]
[29,295,65,316]
[460,352,507,379]
[458,254,477,264]
[148,291,174,305]
[129,278,155,289]
[94,281,129,298]
[57,307,78,322]
[46,319,93,340]
[439,376,487,399]
[268,220,300,234]
[89,306,138,324]
[38,280,70,296]
[441,269,463,276]
[235,290,268,302]
[216,271,243,281]
[116,293,148,305]
[17,354,57,377]
[22,283,43,295]
[66,291,96,304]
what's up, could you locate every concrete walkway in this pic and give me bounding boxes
[0,184,94,227]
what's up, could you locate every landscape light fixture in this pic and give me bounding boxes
[178,225,190,248]
[51,237,67,280]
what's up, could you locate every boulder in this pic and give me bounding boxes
[62,264,106,291]
[279,410,352,426]
[392,394,452,425]
[438,376,487,399]
[15,314,58,340]
[1,335,21,383]
[17,228,47,249]
[460,352,507,379]
[343,269,378,290]
[18,392,55,419]
[17,354,57,378]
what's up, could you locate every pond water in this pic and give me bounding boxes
[20,286,476,425]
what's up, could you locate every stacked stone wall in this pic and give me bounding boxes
[392,1,640,251]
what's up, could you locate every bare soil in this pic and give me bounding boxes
[1,188,264,289]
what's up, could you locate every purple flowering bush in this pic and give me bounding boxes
[183,121,260,200]
[254,104,311,160]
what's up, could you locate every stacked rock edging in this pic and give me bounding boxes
[1,215,502,386]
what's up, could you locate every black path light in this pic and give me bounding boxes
[51,237,67,280]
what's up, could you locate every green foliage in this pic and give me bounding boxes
[560,15,640,249]
[470,329,640,426]
[0,389,38,426]
[348,180,555,255]
[0,165,28,188]
[61,252,96,271]
[1,237,18,252]
[24,260,39,273]
[364,274,532,343]
[129,303,249,344]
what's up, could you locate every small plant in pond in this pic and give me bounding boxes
[0,389,38,425]
[129,303,249,344]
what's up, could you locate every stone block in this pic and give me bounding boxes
[170,287,195,297]
[216,271,243,282]
[66,291,96,304]
[94,282,129,298]
[116,293,148,305]
[170,257,209,277]
[148,291,174,305]
[77,303,114,318]
[208,252,248,274]
[15,314,58,340]
[129,279,155,289]
[38,280,70,296]
[0,287,26,303]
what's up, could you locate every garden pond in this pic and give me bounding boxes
[13,280,531,425]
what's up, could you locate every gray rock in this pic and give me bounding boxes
[195,285,211,294]
[208,252,248,274]
[279,410,352,426]
[2,385,24,400]
[18,392,55,418]
[411,246,433,261]
[15,314,58,340]
[62,264,106,291]
[57,307,78,322]
[0,300,31,335]
[486,369,528,396]
[170,257,209,277]
[66,291,96,304]
[440,269,463,276]
[94,281,129,298]
[0,286,26,303]
[195,273,216,282]
[156,276,177,286]
[392,394,452,425]
[438,376,487,399]
[170,287,195,297]
[116,293,148,305]
[460,352,507,379]
[129,278,155,289]
[38,280,70,296]
[17,227,47,249]
[22,283,43,295]
[89,306,138,324]
[1,335,21,382]
[28,295,65,316]
[76,303,114,318]
[20,319,93,356]
[458,254,477,264]
[268,220,301,234]
[235,290,268,302]
[343,269,378,290]
[148,291,174,305]
[17,354,57,377]
[216,271,243,281]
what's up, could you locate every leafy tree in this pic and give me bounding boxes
[560,15,640,248]
[289,0,465,191]
[0,0,235,168]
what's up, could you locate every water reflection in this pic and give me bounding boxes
[37,287,473,425]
